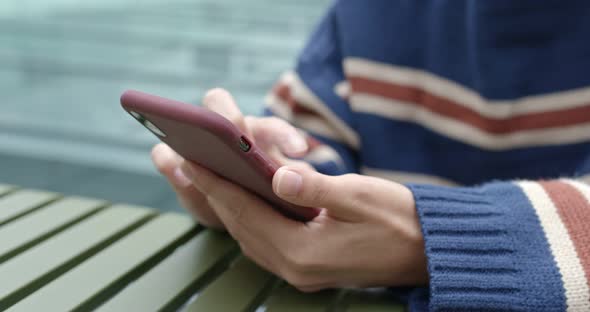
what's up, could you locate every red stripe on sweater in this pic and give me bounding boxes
[273,83,317,116]
[272,83,326,152]
[349,76,590,134]
[305,135,322,150]
[540,181,590,293]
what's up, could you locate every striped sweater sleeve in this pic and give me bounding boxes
[407,179,590,311]
[264,4,358,175]
[263,2,590,311]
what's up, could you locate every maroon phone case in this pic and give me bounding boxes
[120,90,319,222]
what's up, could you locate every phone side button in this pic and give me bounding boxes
[252,151,276,178]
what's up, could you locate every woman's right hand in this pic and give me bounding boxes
[151,88,310,229]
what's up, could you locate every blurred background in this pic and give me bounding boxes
[0,0,329,213]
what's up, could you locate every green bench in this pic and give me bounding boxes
[0,184,405,311]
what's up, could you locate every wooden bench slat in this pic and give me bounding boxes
[8,213,195,312]
[342,289,405,312]
[0,197,105,263]
[185,256,276,312]
[0,185,16,197]
[0,205,152,310]
[97,230,237,312]
[264,286,338,312]
[0,190,59,226]
[0,185,408,310]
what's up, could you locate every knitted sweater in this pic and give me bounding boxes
[264,1,590,311]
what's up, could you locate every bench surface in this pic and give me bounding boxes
[0,185,405,311]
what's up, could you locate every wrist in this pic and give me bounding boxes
[390,184,428,285]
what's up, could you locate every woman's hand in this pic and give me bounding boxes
[153,88,428,289]
[151,88,310,229]
[179,160,428,291]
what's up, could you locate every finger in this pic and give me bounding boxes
[180,160,301,238]
[271,155,315,171]
[245,116,308,157]
[151,144,224,229]
[202,88,248,135]
[260,142,314,170]
[238,238,283,279]
[179,192,225,229]
[272,166,360,220]
[151,143,190,188]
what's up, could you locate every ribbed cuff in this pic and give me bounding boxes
[406,182,565,311]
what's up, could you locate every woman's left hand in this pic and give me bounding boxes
[180,161,428,292]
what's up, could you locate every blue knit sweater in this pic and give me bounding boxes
[264,1,590,311]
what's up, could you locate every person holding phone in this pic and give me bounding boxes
[152,1,590,311]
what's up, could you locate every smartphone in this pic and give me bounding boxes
[120,89,319,222]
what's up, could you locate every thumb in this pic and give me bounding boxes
[272,166,358,220]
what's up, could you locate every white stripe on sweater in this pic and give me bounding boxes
[345,57,590,118]
[304,145,345,170]
[267,71,360,149]
[350,93,590,150]
[265,93,344,143]
[517,181,590,312]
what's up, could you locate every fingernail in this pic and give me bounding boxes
[275,168,302,196]
[284,134,308,154]
[172,167,192,187]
